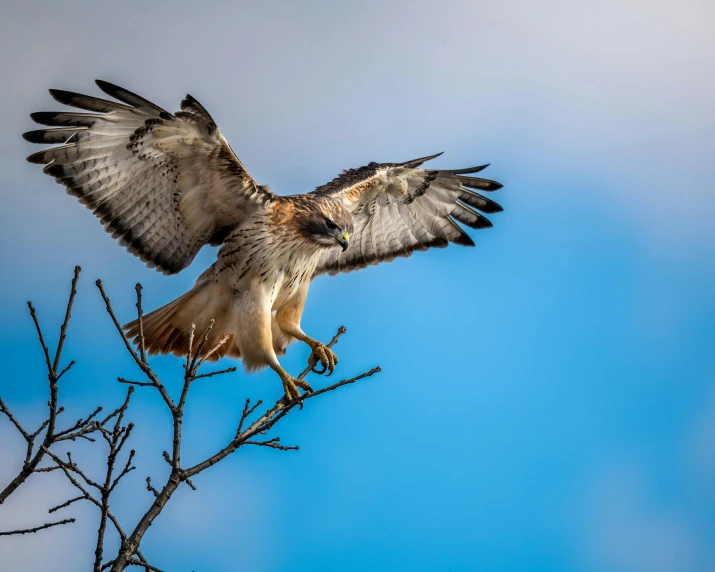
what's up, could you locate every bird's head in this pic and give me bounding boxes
[298,196,354,251]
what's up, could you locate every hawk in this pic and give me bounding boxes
[24,81,503,399]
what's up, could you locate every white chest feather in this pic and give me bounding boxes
[212,219,322,311]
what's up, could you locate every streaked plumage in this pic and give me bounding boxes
[24,81,503,399]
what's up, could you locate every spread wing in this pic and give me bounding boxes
[24,80,275,275]
[312,153,503,276]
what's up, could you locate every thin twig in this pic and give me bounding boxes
[27,301,52,374]
[193,366,237,380]
[117,378,153,387]
[0,268,108,505]
[0,395,31,440]
[54,406,103,440]
[128,559,164,572]
[145,477,159,498]
[185,324,195,373]
[55,360,76,381]
[49,495,86,513]
[95,280,174,410]
[195,333,230,368]
[0,518,75,536]
[189,319,214,373]
[245,437,299,451]
[135,284,146,364]
[183,364,380,479]
[53,265,81,372]
[42,447,149,567]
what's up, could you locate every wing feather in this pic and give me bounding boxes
[25,81,275,274]
[313,155,502,276]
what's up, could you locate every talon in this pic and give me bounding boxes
[311,361,328,375]
[279,373,303,401]
[294,378,313,392]
[308,342,339,377]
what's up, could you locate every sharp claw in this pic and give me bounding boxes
[307,343,339,377]
[311,363,327,375]
[294,378,313,392]
[280,372,307,403]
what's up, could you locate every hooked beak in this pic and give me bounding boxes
[338,232,350,251]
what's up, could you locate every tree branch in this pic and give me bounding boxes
[106,298,377,572]
[0,518,75,536]
[0,266,104,504]
[95,280,175,411]
[3,275,381,572]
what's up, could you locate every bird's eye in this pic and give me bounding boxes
[325,219,337,230]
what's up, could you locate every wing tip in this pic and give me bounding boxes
[48,88,71,104]
[453,233,476,247]
[447,163,490,175]
[94,79,114,91]
[29,111,50,125]
[26,151,47,164]
[402,152,444,169]
[22,130,39,143]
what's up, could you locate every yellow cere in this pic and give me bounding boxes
[343,233,350,240]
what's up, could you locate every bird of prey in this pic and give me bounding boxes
[24,81,503,400]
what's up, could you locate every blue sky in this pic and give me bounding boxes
[1,1,714,571]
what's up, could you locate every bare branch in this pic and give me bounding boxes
[134,284,146,364]
[145,477,159,498]
[237,398,262,436]
[95,280,175,411]
[184,363,380,479]
[53,265,81,372]
[49,495,86,514]
[110,450,136,493]
[54,406,103,440]
[193,366,237,380]
[185,323,195,373]
[29,418,52,440]
[60,451,103,491]
[4,276,381,572]
[0,267,103,505]
[37,382,138,572]
[27,301,53,374]
[300,325,347,379]
[56,360,76,381]
[301,366,382,401]
[0,518,75,536]
[189,319,214,372]
[43,448,136,547]
[118,378,153,388]
[0,395,31,440]
[195,333,230,368]
[34,465,62,473]
[128,559,164,572]
[245,437,299,451]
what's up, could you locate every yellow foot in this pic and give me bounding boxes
[308,342,339,376]
[279,372,313,402]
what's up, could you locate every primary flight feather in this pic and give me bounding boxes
[24,81,503,399]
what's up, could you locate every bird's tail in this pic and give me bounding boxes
[123,281,240,361]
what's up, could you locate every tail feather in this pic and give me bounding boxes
[123,281,238,361]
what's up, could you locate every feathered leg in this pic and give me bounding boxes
[274,282,338,376]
